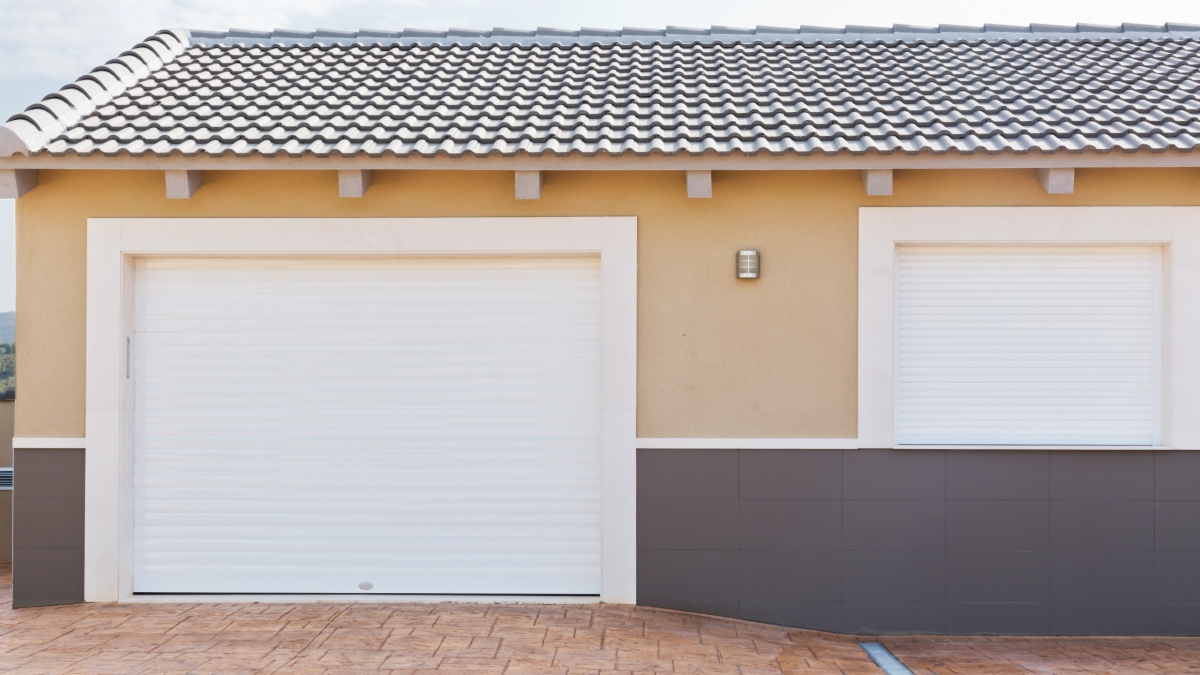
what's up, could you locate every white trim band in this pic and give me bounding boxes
[638,439,1180,451]
[12,437,87,449]
[5,149,1200,171]
[637,438,858,449]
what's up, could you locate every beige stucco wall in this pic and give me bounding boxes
[14,167,1200,440]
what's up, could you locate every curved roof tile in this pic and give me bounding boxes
[2,25,1200,158]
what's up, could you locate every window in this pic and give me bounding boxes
[859,207,1200,449]
[895,245,1160,445]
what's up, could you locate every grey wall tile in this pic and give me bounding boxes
[637,449,738,500]
[1155,502,1200,551]
[946,552,1049,603]
[841,602,946,635]
[1050,452,1154,501]
[739,500,841,551]
[0,492,11,565]
[13,497,84,550]
[842,551,945,602]
[739,551,841,602]
[1154,604,1200,635]
[739,449,842,500]
[739,601,841,633]
[1050,552,1154,603]
[946,451,1049,501]
[640,597,741,619]
[635,447,1191,636]
[843,449,945,500]
[842,500,945,551]
[11,547,84,607]
[14,449,84,499]
[946,501,1049,552]
[1050,603,1155,636]
[1155,452,1200,501]
[1155,553,1200,603]
[946,603,1050,635]
[13,449,86,608]
[638,499,738,550]
[1051,501,1154,552]
[637,550,738,606]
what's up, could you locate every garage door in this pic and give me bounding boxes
[896,245,1160,446]
[132,257,602,594]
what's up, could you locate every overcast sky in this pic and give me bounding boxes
[1,0,1199,314]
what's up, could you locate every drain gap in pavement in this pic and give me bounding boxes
[860,642,914,675]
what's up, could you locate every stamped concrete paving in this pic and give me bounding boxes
[881,635,1200,674]
[2,565,1199,675]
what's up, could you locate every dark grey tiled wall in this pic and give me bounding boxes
[12,449,85,608]
[637,448,1200,636]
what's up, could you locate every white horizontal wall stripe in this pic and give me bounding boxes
[637,438,858,449]
[635,439,1176,450]
[13,437,87,449]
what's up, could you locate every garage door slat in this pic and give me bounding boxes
[132,257,603,595]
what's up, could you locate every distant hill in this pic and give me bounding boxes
[0,312,11,399]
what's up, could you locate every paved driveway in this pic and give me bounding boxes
[2,565,1199,674]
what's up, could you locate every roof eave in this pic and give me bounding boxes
[3,147,1199,171]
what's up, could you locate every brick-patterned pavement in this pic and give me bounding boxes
[2,564,1199,674]
[881,634,1200,674]
[0,565,878,674]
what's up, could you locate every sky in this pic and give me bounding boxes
[1,0,1199,314]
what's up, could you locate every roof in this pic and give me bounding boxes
[2,24,1200,161]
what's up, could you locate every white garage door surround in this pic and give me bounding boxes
[86,218,637,603]
[859,207,1200,450]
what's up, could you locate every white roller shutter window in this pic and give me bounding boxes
[896,245,1160,446]
[132,257,602,594]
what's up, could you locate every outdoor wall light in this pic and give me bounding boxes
[737,250,760,279]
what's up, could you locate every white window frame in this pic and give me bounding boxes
[85,217,637,604]
[859,207,1200,450]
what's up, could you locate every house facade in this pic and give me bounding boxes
[2,25,1200,635]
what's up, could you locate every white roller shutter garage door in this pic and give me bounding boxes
[133,257,602,594]
[896,245,1160,446]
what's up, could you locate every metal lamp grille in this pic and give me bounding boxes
[0,468,12,490]
[737,250,760,278]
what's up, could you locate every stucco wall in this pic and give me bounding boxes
[14,167,1200,439]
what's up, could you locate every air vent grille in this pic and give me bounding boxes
[0,468,12,490]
